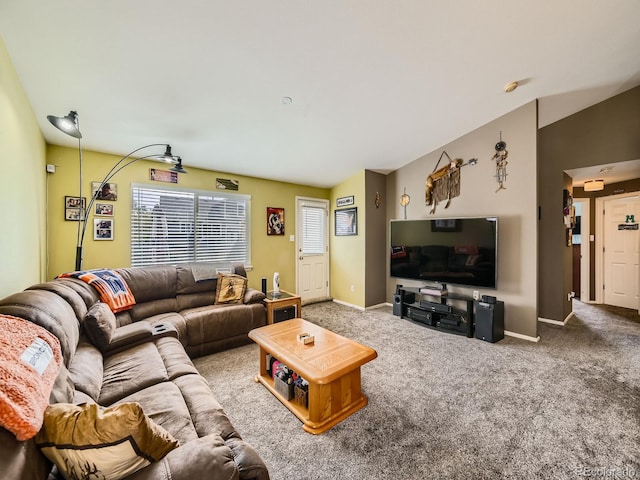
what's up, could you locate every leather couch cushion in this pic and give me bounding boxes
[182,304,263,347]
[99,342,170,405]
[154,337,199,380]
[115,381,200,445]
[68,340,104,401]
[177,292,216,312]
[53,277,102,309]
[115,373,237,444]
[0,428,52,480]
[127,298,180,322]
[26,280,90,322]
[117,266,178,303]
[176,264,217,295]
[84,302,116,352]
[49,364,75,404]
[99,337,197,406]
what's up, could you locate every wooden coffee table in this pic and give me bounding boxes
[248,318,377,434]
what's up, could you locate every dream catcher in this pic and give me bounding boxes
[493,132,508,192]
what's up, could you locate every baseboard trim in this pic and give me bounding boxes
[365,302,389,311]
[504,330,540,342]
[332,299,365,311]
[538,311,574,326]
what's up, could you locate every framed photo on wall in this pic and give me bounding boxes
[150,168,178,184]
[64,196,85,221]
[335,207,357,236]
[95,202,114,216]
[94,218,114,240]
[91,182,117,201]
[267,207,285,235]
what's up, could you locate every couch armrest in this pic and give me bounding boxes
[105,321,154,356]
[227,437,271,480]
[126,435,243,480]
[244,288,266,305]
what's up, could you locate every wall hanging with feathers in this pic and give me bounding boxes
[493,132,508,192]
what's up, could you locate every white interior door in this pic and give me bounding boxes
[602,194,639,310]
[296,197,330,304]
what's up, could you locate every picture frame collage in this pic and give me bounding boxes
[65,181,118,240]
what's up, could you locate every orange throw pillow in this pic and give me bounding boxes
[0,314,62,440]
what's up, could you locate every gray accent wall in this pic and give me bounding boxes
[538,85,640,321]
[365,170,388,307]
[386,101,539,339]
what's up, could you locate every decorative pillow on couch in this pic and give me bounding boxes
[214,273,247,305]
[0,314,62,441]
[83,302,116,352]
[36,402,179,480]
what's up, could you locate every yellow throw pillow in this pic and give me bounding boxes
[36,402,179,480]
[214,273,247,304]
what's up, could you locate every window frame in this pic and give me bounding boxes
[130,182,252,268]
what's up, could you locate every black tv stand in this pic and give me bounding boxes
[397,286,474,337]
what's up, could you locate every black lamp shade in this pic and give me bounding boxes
[170,158,188,174]
[153,145,179,163]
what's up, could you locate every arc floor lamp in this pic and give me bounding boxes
[47,110,187,271]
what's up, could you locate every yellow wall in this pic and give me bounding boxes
[330,170,366,307]
[45,145,329,292]
[0,37,47,297]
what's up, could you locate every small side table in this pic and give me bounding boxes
[263,290,302,324]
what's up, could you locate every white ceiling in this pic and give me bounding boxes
[1,1,640,188]
[565,159,640,188]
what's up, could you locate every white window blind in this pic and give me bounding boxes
[131,184,250,268]
[302,205,325,255]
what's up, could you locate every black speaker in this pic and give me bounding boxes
[475,300,504,343]
[261,278,267,295]
[481,294,496,304]
[392,291,416,316]
[392,294,403,316]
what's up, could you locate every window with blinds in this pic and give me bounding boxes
[302,204,325,255]
[131,184,250,268]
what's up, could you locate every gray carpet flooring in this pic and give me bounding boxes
[193,300,640,480]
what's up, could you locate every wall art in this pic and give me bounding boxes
[94,218,114,240]
[150,168,178,184]
[64,196,85,221]
[335,207,357,236]
[91,182,117,201]
[336,195,354,207]
[95,202,114,216]
[267,207,285,235]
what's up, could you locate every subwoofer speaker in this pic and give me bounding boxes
[392,292,415,316]
[475,300,504,343]
[392,294,403,316]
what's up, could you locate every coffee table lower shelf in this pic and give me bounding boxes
[249,319,376,434]
[253,367,368,435]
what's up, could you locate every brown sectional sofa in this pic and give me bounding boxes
[0,263,270,480]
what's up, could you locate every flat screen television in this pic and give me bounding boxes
[390,217,498,288]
